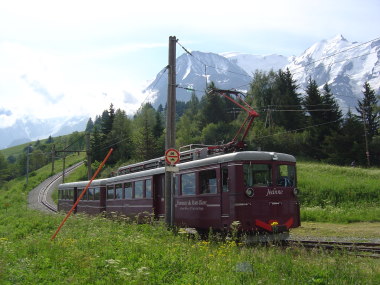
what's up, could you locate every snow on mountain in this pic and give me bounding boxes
[221,52,291,74]
[286,34,380,110]
[145,35,379,114]
[0,116,88,149]
[144,51,252,107]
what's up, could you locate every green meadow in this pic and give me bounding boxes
[0,158,379,284]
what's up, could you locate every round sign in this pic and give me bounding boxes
[165,148,180,165]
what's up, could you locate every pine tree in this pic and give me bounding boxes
[85,118,94,133]
[102,104,115,135]
[273,69,305,130]
[303,78,325,158]
[321,83,343,135]
[356,82,379,140]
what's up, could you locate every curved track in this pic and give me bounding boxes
[28,162,84,213]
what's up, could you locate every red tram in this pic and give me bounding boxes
[58,150,300,238]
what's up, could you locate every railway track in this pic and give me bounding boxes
[287,239,380,258]
[28,162,84,213]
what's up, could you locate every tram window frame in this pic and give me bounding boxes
[107,185,114,200]
[115,184,123,199]
[124,182,133,199]
[135,180,144,199]
[243,164,272,187]
[81,188,88,200]
[222,167,229,192]
[94,187,100,200]
[145,179,152,198]
[174,175,179,196]
[200,169,217,194]
[276,164,296,187]
[181,172,196,195]
[88,188,95,200]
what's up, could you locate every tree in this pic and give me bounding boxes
[303,78,326,158]
[199,82,228,127]
[85,118,94,133]
[0,152,11,186]
[321,83,343,135]
[272,69,305,130]
[101,103,115,135]
[133,103,159,160]
[356,82,379,140]
[323,110,365,165]
[107,109,134,163]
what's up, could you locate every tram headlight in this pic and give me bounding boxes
[245,188,254,197]
[293,188,299,195]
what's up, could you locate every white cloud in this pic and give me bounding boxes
[0,0,379,127]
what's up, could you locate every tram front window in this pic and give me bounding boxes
[244,164,272,187]
[276,164,296,187]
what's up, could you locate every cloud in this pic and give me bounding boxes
[0,108,12,116]
[20,74,64,104]
[123,91,139,104]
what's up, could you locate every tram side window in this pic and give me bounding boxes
[125,182,132,199]
[200,169,217,194]
[107,185,114,200]
[182,173,196,195]
[276,164,296,187]
[174,175,179,196]
[145,179,152,198]
[135,181,144,198]
[81,189,88,200]
[222,167,229,192]
[88,188,95,200]
[115,184,123,199]
[94,187,100,200]
[244,164,272,187]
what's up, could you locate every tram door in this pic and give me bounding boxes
[153,174,165,219]
[220,164,230,227]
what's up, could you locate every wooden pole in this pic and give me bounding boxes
[165,36,177,227]
[51,148,113,241]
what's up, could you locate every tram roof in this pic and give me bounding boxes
[58,178,108,189]
[59,151,296,188]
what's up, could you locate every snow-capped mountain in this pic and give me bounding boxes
[286,34,380,111]
[144,51,252,107]
[0,116,88,149]
[221,52,291,74]
[145,35,379,111]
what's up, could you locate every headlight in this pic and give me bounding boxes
[245,188,254,197]
[293,188,299,195]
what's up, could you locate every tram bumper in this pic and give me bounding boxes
[255,217,294,233]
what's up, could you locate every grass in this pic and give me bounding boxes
[291,221,380,240]
[0,210,379,284]
[297,161,380,223]
[0,158,379,284]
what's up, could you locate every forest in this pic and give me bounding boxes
[0,69,379,186]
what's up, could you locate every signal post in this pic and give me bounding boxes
[165,36,177,227]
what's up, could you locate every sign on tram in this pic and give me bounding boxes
[165,148,180,166]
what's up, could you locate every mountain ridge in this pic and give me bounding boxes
[145,35,380,112]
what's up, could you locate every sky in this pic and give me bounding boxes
[0,0,379,128]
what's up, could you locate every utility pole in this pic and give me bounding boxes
[362,110,370,167]
[51,144,55,174]
[25,145,31,184]
[165,36,177,227]
[86,133,92,179]
[62,154,66,183]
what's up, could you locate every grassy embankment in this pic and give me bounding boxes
[298,162,380,223]
[0,158,379,284]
